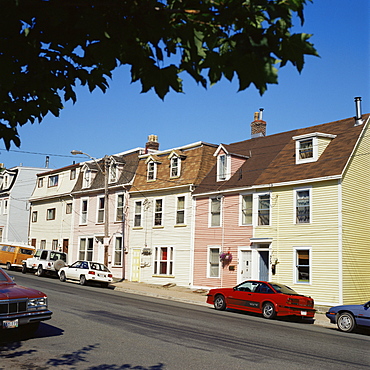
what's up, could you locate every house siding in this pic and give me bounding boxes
[270,182,340,305]
[341,121,370,304]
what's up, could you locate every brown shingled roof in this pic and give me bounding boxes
[194,114,369,195]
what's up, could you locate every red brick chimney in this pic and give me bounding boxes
[251,109,266,138]
[145,134,159,153]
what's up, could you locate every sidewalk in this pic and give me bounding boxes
[111,280,332,328]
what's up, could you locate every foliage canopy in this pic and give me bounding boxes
[0,0,318,148]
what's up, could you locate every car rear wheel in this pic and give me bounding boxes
[337,312,356,333]
[79,275,86,286]
[36,265,44,277]
[59,271,66,282]
[262,302,276,319]
[214,295,226,310]
[6,262,12,270]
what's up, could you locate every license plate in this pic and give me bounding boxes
[97,274,105,278]
[301,311,307,316]
[3,319,19,329]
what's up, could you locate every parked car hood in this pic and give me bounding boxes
[0,283,45,299]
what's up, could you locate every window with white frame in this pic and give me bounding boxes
[0,200,2,214]
[147,161,156,181]
[116,194,124,222]
[295,248,310,283]
[258,194,270,226]
[48,175,59,187]
[66,202,72,214]
[40,240,46,249]
[3,199,8,215]
[80,199,88,224]
[170,156,180,178]
[154,199,163,226]
[241,194,253,225]
[295,189,310,223]
[97,197,105,223]
[38,177,44,188]
[4,175,8,188]
[70,169,76,180]
[154,246,173,275]
[109,161,118,183]
[176,196,185,224]
[210,197,221,227]
[52,239,58,250]
[82,169,92,188]
[32,211,38,222]
[79,237,93,261]
[134,201,142,227]
[217,154,227,181]
[46,208,56,220]
[209,247,220,277]
[114,236,123,266]
[0,228,3,242]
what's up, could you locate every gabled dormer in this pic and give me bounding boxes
[293,132,337,164]
[168,150,186,178]
[145,155,161,181]
[214,145,248,182]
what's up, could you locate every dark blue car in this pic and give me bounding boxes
[326,301,370,332]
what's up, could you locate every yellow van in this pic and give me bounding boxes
[0,243,35,270]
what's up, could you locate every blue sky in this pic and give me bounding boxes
[1,0,369,170]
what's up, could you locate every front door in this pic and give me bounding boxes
[259,251,269,281]
[131,248,141,282]
[239,250,252,282]
[62,239,69,254]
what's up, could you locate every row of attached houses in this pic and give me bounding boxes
[1,101,369,306]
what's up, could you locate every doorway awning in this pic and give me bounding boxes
[250,238,273,244]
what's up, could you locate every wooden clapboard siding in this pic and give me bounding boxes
[341,122,370,304]
[193,194,252,288]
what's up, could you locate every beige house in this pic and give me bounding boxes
[29,164,80,262]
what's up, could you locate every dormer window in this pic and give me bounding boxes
[298,139,313,160]
[109,161,118,183]
[217,153,231,181]
[147,161,156,181]
[82,168,92,188]
[293,132,337,164]
[170,156,180,178]
[4,175,8,188]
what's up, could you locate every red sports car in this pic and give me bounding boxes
[206,280,315,319]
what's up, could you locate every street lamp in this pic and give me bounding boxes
[71,150,109,266]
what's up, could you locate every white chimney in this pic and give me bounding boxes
[354,97,364,126]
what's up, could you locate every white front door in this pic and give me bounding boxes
[239,250,252,283]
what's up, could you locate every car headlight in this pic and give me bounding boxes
[28,297,48,311]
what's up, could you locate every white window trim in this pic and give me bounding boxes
[82,168,92,188]
[216,154,231,181]
[153,198,164,227]
[115,193,125,222]
[80,198,89,225]
[147,160,157,181]
[109,160,119,184]
[207,246,221,278]
[293,247,312,284]
[254,192,271,226]
[153,245,174,276]
[96,196,105,224]
[175,195,186,225]
[209,196,222,227]
[113,235,123,266]
[239,192,253,226]
[170,155,181,178]
[294,187,312,224]
[133,200,143,228]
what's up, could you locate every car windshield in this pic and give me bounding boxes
[270,283,298,295]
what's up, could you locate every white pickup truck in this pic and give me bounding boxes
[22,249,67,277]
